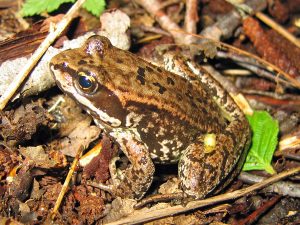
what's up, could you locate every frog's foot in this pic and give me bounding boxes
[86,157,120,195]
[108,129,155,200]
[134,192,185,209]
[178,133,244,199]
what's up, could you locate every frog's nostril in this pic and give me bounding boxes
[52,64,59,70]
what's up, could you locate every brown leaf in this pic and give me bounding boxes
[243,17,300,78]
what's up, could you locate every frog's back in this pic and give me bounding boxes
[96,47,226,132]
[102,48,228,163]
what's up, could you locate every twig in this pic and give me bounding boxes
[216,51,290,86]
[279,135,300,153]
[0,0,87,110]
[237,62,290,86]
[243,92,300,109]
[79,141,103,167]
[49,146,84,220]
[136,34,163,44]
[139,25,172,37]
[216,49,300,88]
[222,69,252,76]
[256,12,300,49]
[241,90,300,101]
[200,0,267,40]
[239,172,300,198]
[134,0,191,44]
[184,0,199,34]
[106,166,300,225]
[277,150,300,161]
[233,195,281,225]
[183,0,199,44]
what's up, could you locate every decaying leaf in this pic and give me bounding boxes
[48,96,101,157]
[19,146,67,168]
[0,101,49,146]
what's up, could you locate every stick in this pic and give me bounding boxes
[134,0,188,44]
[0,0,87,110]
[184,0,199,34]
[106,166,300,225]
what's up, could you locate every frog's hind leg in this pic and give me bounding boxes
[169,53,251,198]
[179,131,246,199]
[108,129,155,200]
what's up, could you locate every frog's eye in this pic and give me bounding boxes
[75,72,98,94]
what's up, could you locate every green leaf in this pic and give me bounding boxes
[21,0,75,17]
[242,111,279,174]
[83,0,106,17]
[21,0,105,17]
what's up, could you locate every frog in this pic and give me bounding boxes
[49,35,251,200]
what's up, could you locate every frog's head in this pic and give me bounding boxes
[49,35,126,128]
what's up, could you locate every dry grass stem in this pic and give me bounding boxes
[49,146,84,220]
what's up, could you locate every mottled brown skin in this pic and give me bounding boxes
[50,36,251,200]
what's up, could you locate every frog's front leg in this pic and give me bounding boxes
[108,129,155,199]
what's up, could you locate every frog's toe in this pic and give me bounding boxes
[89,180,140,199]
[93,183,114,193]
[108,156,121,184]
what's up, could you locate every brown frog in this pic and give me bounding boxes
[50,35,251,200]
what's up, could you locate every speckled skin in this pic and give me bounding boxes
[50,36,251,200]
